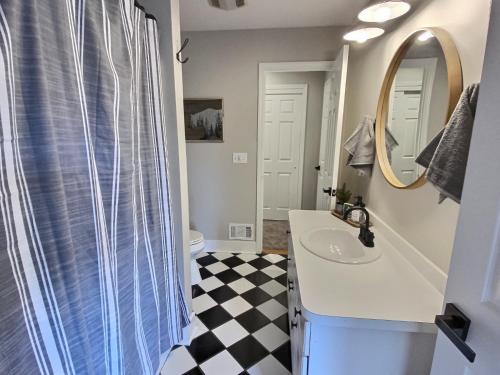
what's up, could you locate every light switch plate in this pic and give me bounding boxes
[233,153,248,164]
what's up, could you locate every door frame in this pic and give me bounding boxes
[264,83,308,220]
[257,61,336,251]
[316,70,336,210]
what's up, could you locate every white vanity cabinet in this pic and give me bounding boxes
[287,211,444,375]
[287,235,311,375]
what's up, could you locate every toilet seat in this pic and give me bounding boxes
[189,230,205,254]
[189,230,204,285]
[189,230,204,245]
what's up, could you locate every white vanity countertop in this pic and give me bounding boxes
[289,210,444,332]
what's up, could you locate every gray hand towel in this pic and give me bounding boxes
[416,83,480,203]
[344,116,375,177]
[344,116,399,176]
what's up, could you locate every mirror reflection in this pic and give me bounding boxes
[387,32,449,185]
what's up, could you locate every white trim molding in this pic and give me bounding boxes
[259,61,336,73]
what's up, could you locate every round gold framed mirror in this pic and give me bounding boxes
[375,27,463,189]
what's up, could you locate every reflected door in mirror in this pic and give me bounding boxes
[388,61,435,184]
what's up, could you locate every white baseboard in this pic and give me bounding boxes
[368,209,448,294]
[204,240,260,254]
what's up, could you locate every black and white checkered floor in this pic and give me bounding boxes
[162,252,291,375]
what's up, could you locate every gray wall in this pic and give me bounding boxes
[340,0,491,273]
[141,0,192,307]
[182,28,344,240]
[266,71,326,210]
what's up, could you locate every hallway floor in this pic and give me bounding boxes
[162,252,291,375]
[262,220,289,252]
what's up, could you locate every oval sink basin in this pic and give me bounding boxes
[300,228,381,264]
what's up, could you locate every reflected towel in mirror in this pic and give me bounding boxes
[416,83,480,203]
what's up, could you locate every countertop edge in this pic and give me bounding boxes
[301,304,438,334]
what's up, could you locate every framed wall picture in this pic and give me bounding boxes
[184,98,224,142]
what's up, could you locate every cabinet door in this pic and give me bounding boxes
[288,233,310,374]
[291,313,311,374]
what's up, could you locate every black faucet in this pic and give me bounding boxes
[343,206,375,248]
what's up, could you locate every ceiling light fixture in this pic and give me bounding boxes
[343,27,385,43]
[208,0,245,11]
[358,1,411,23]
[417,30,435,42]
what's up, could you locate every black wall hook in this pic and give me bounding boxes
[176,38,189,64]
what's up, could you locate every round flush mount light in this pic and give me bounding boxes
[358,1,411,23]
[417,30,435,42]
[343,27,385,43]
[208,0,245,11]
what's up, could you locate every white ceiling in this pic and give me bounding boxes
[180,0,372,32]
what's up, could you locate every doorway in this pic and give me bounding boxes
[256,49,349,252]
[263,84,307,221]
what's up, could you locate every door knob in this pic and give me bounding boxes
[315,165,320,171]
[435,303,476,363]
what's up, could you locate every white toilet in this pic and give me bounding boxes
[189,230,205,285]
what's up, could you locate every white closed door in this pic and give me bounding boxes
[315,45,349,210]
[431,7,500,373]
[263,85,307,220]
[388,67,424,185]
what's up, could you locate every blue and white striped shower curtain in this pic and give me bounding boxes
[0,0,189,374]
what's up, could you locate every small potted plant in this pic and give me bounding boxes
[335,183,352,214]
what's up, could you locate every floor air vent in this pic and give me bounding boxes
[229,223,254,241]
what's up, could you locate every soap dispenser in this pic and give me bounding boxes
[353,196,366,225]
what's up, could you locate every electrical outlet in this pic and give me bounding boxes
[233,153,248,164]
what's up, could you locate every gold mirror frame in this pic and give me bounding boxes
[375,27,463,189]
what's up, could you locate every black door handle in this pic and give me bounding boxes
[435,303,476,363]
[315,165,321,171]
[323,187,336,196]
